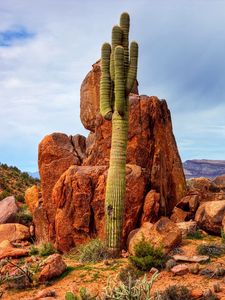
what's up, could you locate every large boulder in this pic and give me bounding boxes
[0,223,30,243]
[195,200,225,234]
[52,164,148,252]
[128,217,182,255]
[38,254,67,282]
[36,133,86,240]
[80,60,138,132]
[0,196,18,224]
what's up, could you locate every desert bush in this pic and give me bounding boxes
[16,205,32,225]
[197,243,225,258]
[129,240,165,271]
[77,239,110,263]
[119,264,143,286]
[15,194,25,202]
[39,242,57,257]
[65,291,78,300]
[156,285,191,300]
[29,245,39,256]
[104,271,158,299]
[65,288,96,300]
[186,230,203,240]
[0,190,10,200]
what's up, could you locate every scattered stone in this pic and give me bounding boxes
[213,283,221,293]
[171,264,189,275]
[176,194,199,213]
[165,259,177,271]
[128,217,182,255]
[172,254,209,263]
[0,247,29,260]
[33,288,56,299]
[189,263,200,275]
[203,289,214,298]
[121,250,129,258]
[190,289,203,299]
[0,223,30,243]
[38,254,67,282]
[170,207,189,223]
[0,196,18,224]
[176,221,197,237]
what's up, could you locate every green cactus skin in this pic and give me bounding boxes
[100,12,138,256]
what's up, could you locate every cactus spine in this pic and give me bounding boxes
[100,12,138,255]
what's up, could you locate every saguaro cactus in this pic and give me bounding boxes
[100,12,138,255]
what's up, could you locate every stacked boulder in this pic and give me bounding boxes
[34,61,186,252]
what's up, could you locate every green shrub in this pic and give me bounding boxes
[15,194,25,202]
[129,240,165,271]
[77,239,110,263]
[29,245,39,256]
[65,291,78,300]
[156,285,191,300]
[186,230,203,240]
[15,205,33,225]
[0,190,10,200]
[197,243,225,258]
[39,242,57,257]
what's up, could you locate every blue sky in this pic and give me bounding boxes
[0,0,225,171]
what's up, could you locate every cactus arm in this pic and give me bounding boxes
[110,25,123,82]
[126,41,138,94]
[100,43,112,120]
[114,46,125,116]
[120,12,130,78]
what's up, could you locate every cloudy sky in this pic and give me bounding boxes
[0,0,225,172]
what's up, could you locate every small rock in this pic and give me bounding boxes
[165,259,177,271]
[203,289,213,298]
[172,254,209,263]
[176,221,197,237]
[170,207,189,223]
[103,260,110,266]
[34,288,56,299]
[121,249,129,258]
[189,263,200,275]
[38,254,67,282]
[213,283,221,293]
[191,289,203,299]
[171,264,189,275]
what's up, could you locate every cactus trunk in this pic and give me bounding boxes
[105,111,128,254]
[100,12,138,256]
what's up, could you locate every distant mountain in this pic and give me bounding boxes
[28,171,40,179]
[183,159,225,179]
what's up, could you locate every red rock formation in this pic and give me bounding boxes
[34,61,186,251]
[83,94,186,214]
[52,164,148,252]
